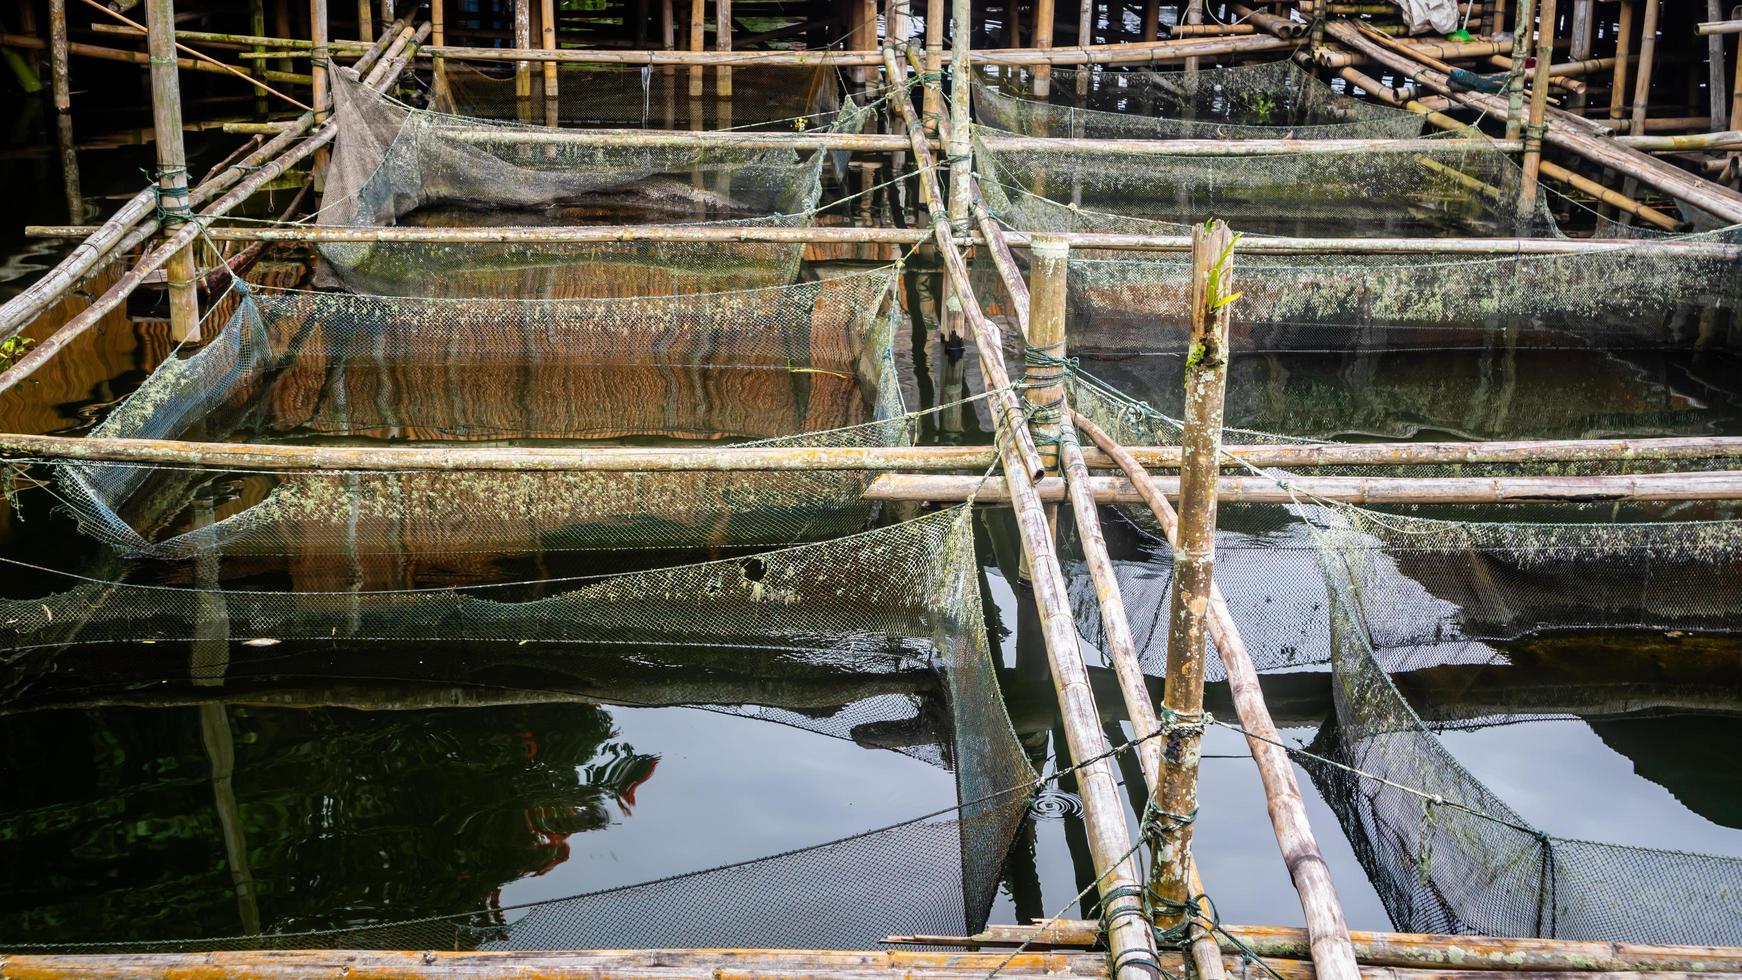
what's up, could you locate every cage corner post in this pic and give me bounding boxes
[145,0,201,343]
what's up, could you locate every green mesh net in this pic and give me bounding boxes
[975,126,1563,237]
[319,68,851,294]
[0,506,1038,952]
[43,266,908,559]
[974,60,1426,140]
[432,61,853,131]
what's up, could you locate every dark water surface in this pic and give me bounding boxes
[2,90,1741,951]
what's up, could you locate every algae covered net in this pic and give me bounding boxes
[974,60,1425,140]
[433,61,852,131]
[0,505,1038,952]
[975,127,1560,237]
[37,266,908,559]
[318,67,854,293]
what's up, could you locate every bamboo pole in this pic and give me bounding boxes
[687,0,702,96]
[864,470,1742,504]
[1519,0,1558,212]
[1629,0,1659,139]
[1505,0,1533,139]
[431,0,445,100]
[357,0,372,40]
[310,0,329,185]
[515,0,532,116]
[542,0,559,125]
[0,32,315,84]
[713,0,729,100]
[30,222,1742,256]
[48,0,71,111]
[945,0,970,223]
[1032,0,1056,95]
[923,0,944,127]
[0,22,424,392]
[883,49,1158,980]
[939,922,1742,973]
[145,0,200,344]
[1148,219,1232,938]
[1709,0,1728,131]
[1610,0,1634,123]
[2,433,1735,475]
[1023,238,1068,472]
[77,0,314,111]
[1072,409,1364,980]
[250,0,268,115]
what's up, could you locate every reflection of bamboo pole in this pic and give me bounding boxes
[1072,411,1362,980]
[145,0,200,343]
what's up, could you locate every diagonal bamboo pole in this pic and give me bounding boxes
[1072,409,1363,980]
[884,47,1159,980]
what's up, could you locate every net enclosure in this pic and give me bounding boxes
[40,265,907,560]
[0,506,1037,952]
[319,68,858,295]
[974,60,1426,141]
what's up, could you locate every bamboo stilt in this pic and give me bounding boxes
[1022,238,1068,473]
[1149,220,1232,937]
[881,46,1159,980]
[1519,0,1558,213]
[145,0,200,344]
[250,0,268,115]
[923,0,944,128]
[1709,0,1728,131]
[1629,0,1660,138]
[541,0,559,125]
[310,0,329,185]
[1505,0,1533,139]
[431,0,445,99]
[714,0,730,101]
[54,112,83,224]
[687,0,702,98]
[357,0,372,40]
[1032,0,1056,96]
[946,0,970,223]
[48,0,70,111]
[515,0,533,116]
[1610,0,1634,122]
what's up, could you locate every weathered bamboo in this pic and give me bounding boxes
[29,223,1741,256]
[1032,0,1056,95]
[923,0,944,126]
[145,0,200,344]
[431,0,446,98]
[1229,2,1307,38]
[2,431,1737,474]
[1619,130,1742,150]
[1610,0,1635,122]
[687,0,702,95]
[0,23,424,393]
[1170,23,1258,34]
[1629,0,1660,139]
[1148,220,1233,940]
[713,0,729,99]
[1699,19,1742,34]
[1505,0,1533,139]
[979,135,1524,154]
[1709,0,1729,131]
[0,32,314,84]
[414,32,1295,64]
[1519,0,1558,212]
[47,0,70,111]
[1072,410,1364,980]
[82,0,315,111]
[541,0,559,124]
[932,922,1742,974]
[945,0,971,223]
[864,470,1742,504]
[1022,238,1068,470]
[310,0,329,185]
[1325,20,1742,224]
[882,47,1158,980]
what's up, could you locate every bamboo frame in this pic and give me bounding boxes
[1519,0,1557,211]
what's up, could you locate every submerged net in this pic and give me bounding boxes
[319,68,849,294]
[432,62,852,131]
[974,60,1425,140]
[0,506,1037,951]
[975,126,1560,238]
[40,267,908,559]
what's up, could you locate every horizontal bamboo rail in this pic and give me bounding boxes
[903,924,1742,974]
[1697,19,1742,34]
[0,433,1734,473]
[0,33,311,84]
[864,470,1742,504]
[25,225,1739,257]
[975,136,1527,155]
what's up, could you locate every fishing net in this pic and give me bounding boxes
[975,126,1560,238]
[432,61,853,131]
[33,267,908,559]
[974,60,1426,140]
[0,505,1039,952]
[318,68,850,294]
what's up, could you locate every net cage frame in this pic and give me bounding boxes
[0,505,1040,953]
[33,261,915,560]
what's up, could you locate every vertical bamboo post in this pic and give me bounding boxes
[273,0,293,73]
[1608,0,1634,123]
[1150,220,1233,933]
[1077,0,1093,92]
[1708,0,1727,131]
[310,0,329,185]
[250,0,268,115]
[1731,27,1742,131]
[1629,0,1659,134]
[923,0,944,130]
[1033,0,1055,96]
[1519,0,1556,212]
[541,0,559,125]
[1142,0,1158,42]
[688,0,703,98]
[146,0,200,343]
[431,0,446,102]
[1568,0,1591,109]
[48,0,71,112]
[54,112,84,225]
[716,0,731,103]
[661,0,675,48]
[888,0,909,48]
[357,0,372,40]
[515,0,533,118]
[1183,0,1203,74]
[1071,410,1363,980]
[946,0,971,224]
[1022,238,1068,473]
[1505,0,1533,139]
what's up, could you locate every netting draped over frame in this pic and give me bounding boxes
[319,68,838,294]
[0,507,1037,952]
[975,127,1562,238]
[433,62,852,131]
[49,268,907,559]
[974,61,1427,140]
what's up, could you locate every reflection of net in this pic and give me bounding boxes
[976,127,1561,237]
[1301,505,1742,945]
[975,61,1425,140]
[47,269,907,558]
[0,507,1036,952]
[434,62,851,131]
[320,68,845,294]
